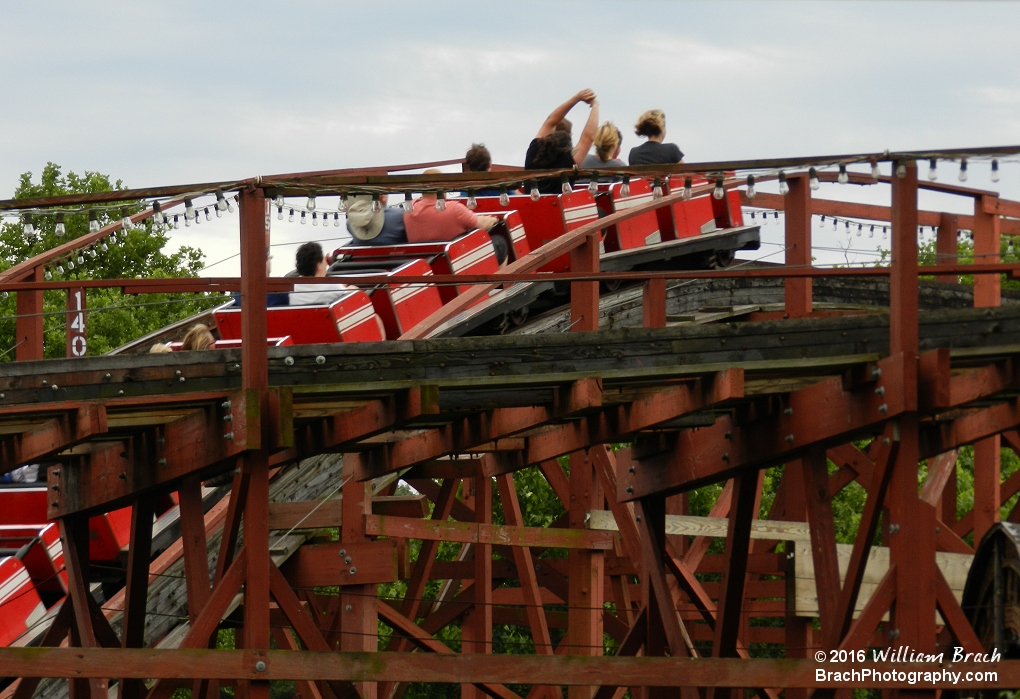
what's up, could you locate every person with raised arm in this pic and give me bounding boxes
[525,89,600,193]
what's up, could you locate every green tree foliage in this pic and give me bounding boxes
[0,163,219,359]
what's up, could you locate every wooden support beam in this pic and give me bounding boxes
[120,494,156,699]
[784,174,812,317]
[462,472,494,699]
[11,647,1020,688]
[711,472,757,658]
[0,404,107,475]
[48,390,262,517]
[15,267,44,362]
[619,353,909,499]
[526,370,743,467]
[365,514,614,550]
[568,449,604,699]
[799,450,841,642]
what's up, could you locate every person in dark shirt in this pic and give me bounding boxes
[524,89,600,193]
[628,109,684,166]
[345,194,408,246]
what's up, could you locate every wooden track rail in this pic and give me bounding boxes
[5,157,1020,699]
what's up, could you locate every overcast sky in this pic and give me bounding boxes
[2,1,1019,274]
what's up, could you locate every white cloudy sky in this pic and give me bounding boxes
[1,0,1019,275]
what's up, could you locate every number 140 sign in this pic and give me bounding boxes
[67,288,86,357]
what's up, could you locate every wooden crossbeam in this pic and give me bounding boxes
[0,404,106,475]
[618,353,910,499]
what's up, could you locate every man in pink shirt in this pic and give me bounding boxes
[405,169,498,244]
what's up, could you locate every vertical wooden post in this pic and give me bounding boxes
[120,496,155,699]
[341,453,378,699]
[935,213,959,284]
[973,195,1002,546]
[570,233,600,332]
[462,474,493,699]
[15,266,44,361]
[568,450,604,699]
[888,161,937,656]
[642,278,667,328]
[238,188,270,699]
[784,175,812,318]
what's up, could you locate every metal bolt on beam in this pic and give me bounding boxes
[224,414,233,422]
[875,386,885,396]
[878,404,888,413]
[104,373,111,380]
[51,384,58,391]
[785,434,795,444]
[349,567,357,574]
[889,523,900,534]
[871,367,882,380]
[628,466,636,474]
[284,356,294,366]
[224,432,234,441]
[345,605,353,612]
[344,557,352,564]
[338,549,346,557]
[784,408,793,416]
[221,401,232,410]
[316,356,326,365]
[255,661,267,673]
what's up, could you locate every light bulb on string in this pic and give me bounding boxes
[745,175,756,199]
[55,213,66,236]
[1008,237,1015,257]
[67,258,75,270]
[561,175,572,195]
[992,159,1000,183]
[185,199,196,222]
[959,158,968,182]
[869,226,875,239]
[194,211,200,225]
[152,201,164,226]
[403,192,414,212]
[895,161,907,179]
[808,168,820,191]
[832,217,838,231]
[928,158,938,181]
[587,179,598,195]
[467,190,477,210]
[620,175,631,198]
[173,215,180,229]
[44,269,52,281]
[652,177,663,199]
[845,220,850,233]
[436,191,447,211]
[300,211,306,224]
[22,214,34,237]
[228,196,235,213]
[333,213,340,227]
[273,194,284,209]
[56,263,64,274]
[778,171,789,195]
[856,224,862,237]
[882,226,888,239]
[89,210,100,233]
[499,186,510,207]
[203,207,212,222]
[372,195,382,213]
[529,181,540,201]
[288,209,295,223]
[713,176,725,200]
[121,208,134,230]
[870,160,880,180]
[312,212,318,226]
[306,194,316,211]
[216,190,229,213]
[340,196,349,213]
[77,254,84,265]
[837,164,849,185]
[277,206,284,220]
[683,177,693,200]
[100,241,108,252]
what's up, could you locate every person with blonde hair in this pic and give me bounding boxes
[628,109,684,165]
[582,121,625,169]
[181,324,215,351]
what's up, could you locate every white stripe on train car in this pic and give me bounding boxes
[335,304,378,332]
[450,244,496,270]
[614,192,653,210]
[563,204,598,223]
[0,566,31,602]
[508,223,526,243]
[46,538,62,559]
[390,284,434,304]
[645,231,662,245]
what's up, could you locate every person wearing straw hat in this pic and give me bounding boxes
[345,194,408,247]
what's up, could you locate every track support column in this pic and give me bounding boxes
[784,174,812,318]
